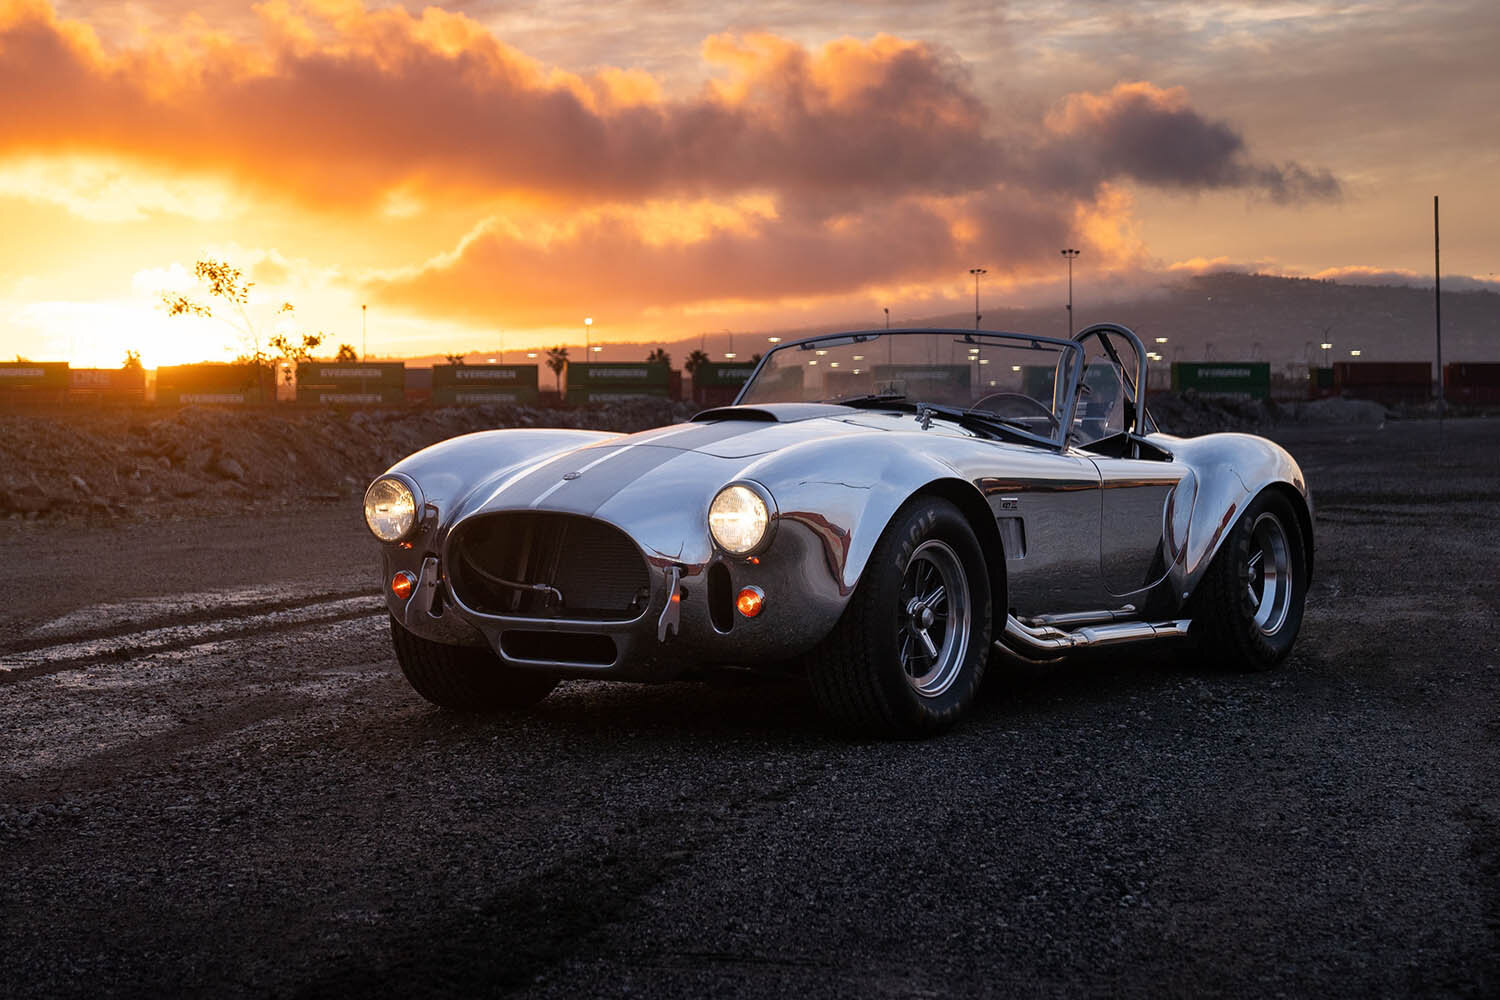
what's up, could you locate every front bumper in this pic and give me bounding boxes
[382,518,848,680]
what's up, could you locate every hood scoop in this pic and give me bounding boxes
[691,403,854,423]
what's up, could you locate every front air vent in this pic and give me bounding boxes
[707,562,734,633]
[448,512,650,621]
[501,630,616,666]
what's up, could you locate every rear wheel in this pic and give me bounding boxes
[390,617,559,711]
[1191,490,1308,670]
[809,497,993,737]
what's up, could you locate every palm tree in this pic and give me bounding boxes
[545,346,569,393]
[646,347,671,366]
[684,349,709,378]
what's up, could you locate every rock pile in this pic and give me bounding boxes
[0,398,698,521]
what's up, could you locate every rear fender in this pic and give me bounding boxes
[1158,432,1314,602]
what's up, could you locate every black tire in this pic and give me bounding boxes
[390,617,559,711]
[809,497,993,737]
[1191,490,1308,671]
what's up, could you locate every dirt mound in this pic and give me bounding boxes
[1149,390,1390,436]
[0,399,698,522]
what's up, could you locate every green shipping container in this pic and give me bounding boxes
[1171,362,1271,400]
[568,362,671,389]
[693,362,757,388]
[0,361,69,388]
[300,386,406,406]
[432,364,540,390]
[431,386,540,406]
[156,364,274,404]
[297,362,406,387]
[871,364,972,400]
[565,385,671,405]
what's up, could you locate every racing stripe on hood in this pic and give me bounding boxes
[480,420,754,511]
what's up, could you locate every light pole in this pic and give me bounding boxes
[584,317,592,358]
[1320,342,1333,366]
[724,330,736,360]
[968,267,986,331]
[1060,248,1080,336]
[361,304,367,360]
[883,307,889,330]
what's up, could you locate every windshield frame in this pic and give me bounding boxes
[732,328,1086,450]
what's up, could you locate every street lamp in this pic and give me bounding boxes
[1320,342,1333,366]
[584,317,592,356]
[724,329,736,360]
[883,307,890,330]
[1060,248,1080,336]
[968,267,986,330]
[1350,349,1362,357]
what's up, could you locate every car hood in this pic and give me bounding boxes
[458,406,907,523]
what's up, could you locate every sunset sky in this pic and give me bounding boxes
[2,0,1496,367]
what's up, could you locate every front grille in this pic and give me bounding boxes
[448,512,651,621]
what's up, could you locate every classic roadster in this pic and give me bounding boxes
[364,324,1311,735]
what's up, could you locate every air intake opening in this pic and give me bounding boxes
[449,512,650,621]
[708,562,734,633]
[501,630,616,666]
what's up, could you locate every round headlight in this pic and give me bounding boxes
[364,476,417,542]
[709,484,770,555]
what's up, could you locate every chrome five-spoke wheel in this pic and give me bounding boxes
[898,539,972,697]
[1193,490,1308,672]
[1247,511,1292,635]
[807,496,994,736]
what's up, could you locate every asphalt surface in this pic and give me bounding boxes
[2,419,1496,998]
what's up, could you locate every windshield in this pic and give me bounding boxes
[736,329,1082,443]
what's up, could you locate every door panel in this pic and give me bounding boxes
[1091,458,1191,596]
[976,451,1105,616]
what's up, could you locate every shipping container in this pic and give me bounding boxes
[692,361,758,406]
[295,361,406,406]
[66,367,147,405]
[1171,362,1271,400]
[1333,361,1430,404]
[0,361,69,407]
[155,363,275,405]
[565,362,672,405]
[1445,363,1500,404]
[430,364,540,405]
[1307,366,1338,399]
[870,364,972,401]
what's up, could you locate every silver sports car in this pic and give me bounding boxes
[364,324,1311,736]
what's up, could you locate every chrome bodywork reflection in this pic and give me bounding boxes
[367,325,1312,683]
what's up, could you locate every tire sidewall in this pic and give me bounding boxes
[864,499,993,732]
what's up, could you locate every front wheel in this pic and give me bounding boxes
[390,617,559,711]
[809,497,993,737]
[1191,490,1308,670]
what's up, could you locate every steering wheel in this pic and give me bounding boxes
[972,392,1059,431]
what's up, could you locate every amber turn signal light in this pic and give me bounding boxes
[391,570,417,599]
[735,586,765,618]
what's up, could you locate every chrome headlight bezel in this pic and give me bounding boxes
[364,473,423,543]
[708,480,777,557]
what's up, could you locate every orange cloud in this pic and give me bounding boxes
[366,187,1086,326]
[0,2,1333,215]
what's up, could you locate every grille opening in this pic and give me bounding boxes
[501,630,616,666]
[708,562,734,633]
[449,512,651,620]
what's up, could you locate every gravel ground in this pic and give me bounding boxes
[1,418,1496,998]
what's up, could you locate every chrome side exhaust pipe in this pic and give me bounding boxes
[998,614,1191,656]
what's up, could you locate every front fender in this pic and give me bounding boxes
[739,432,982,596]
